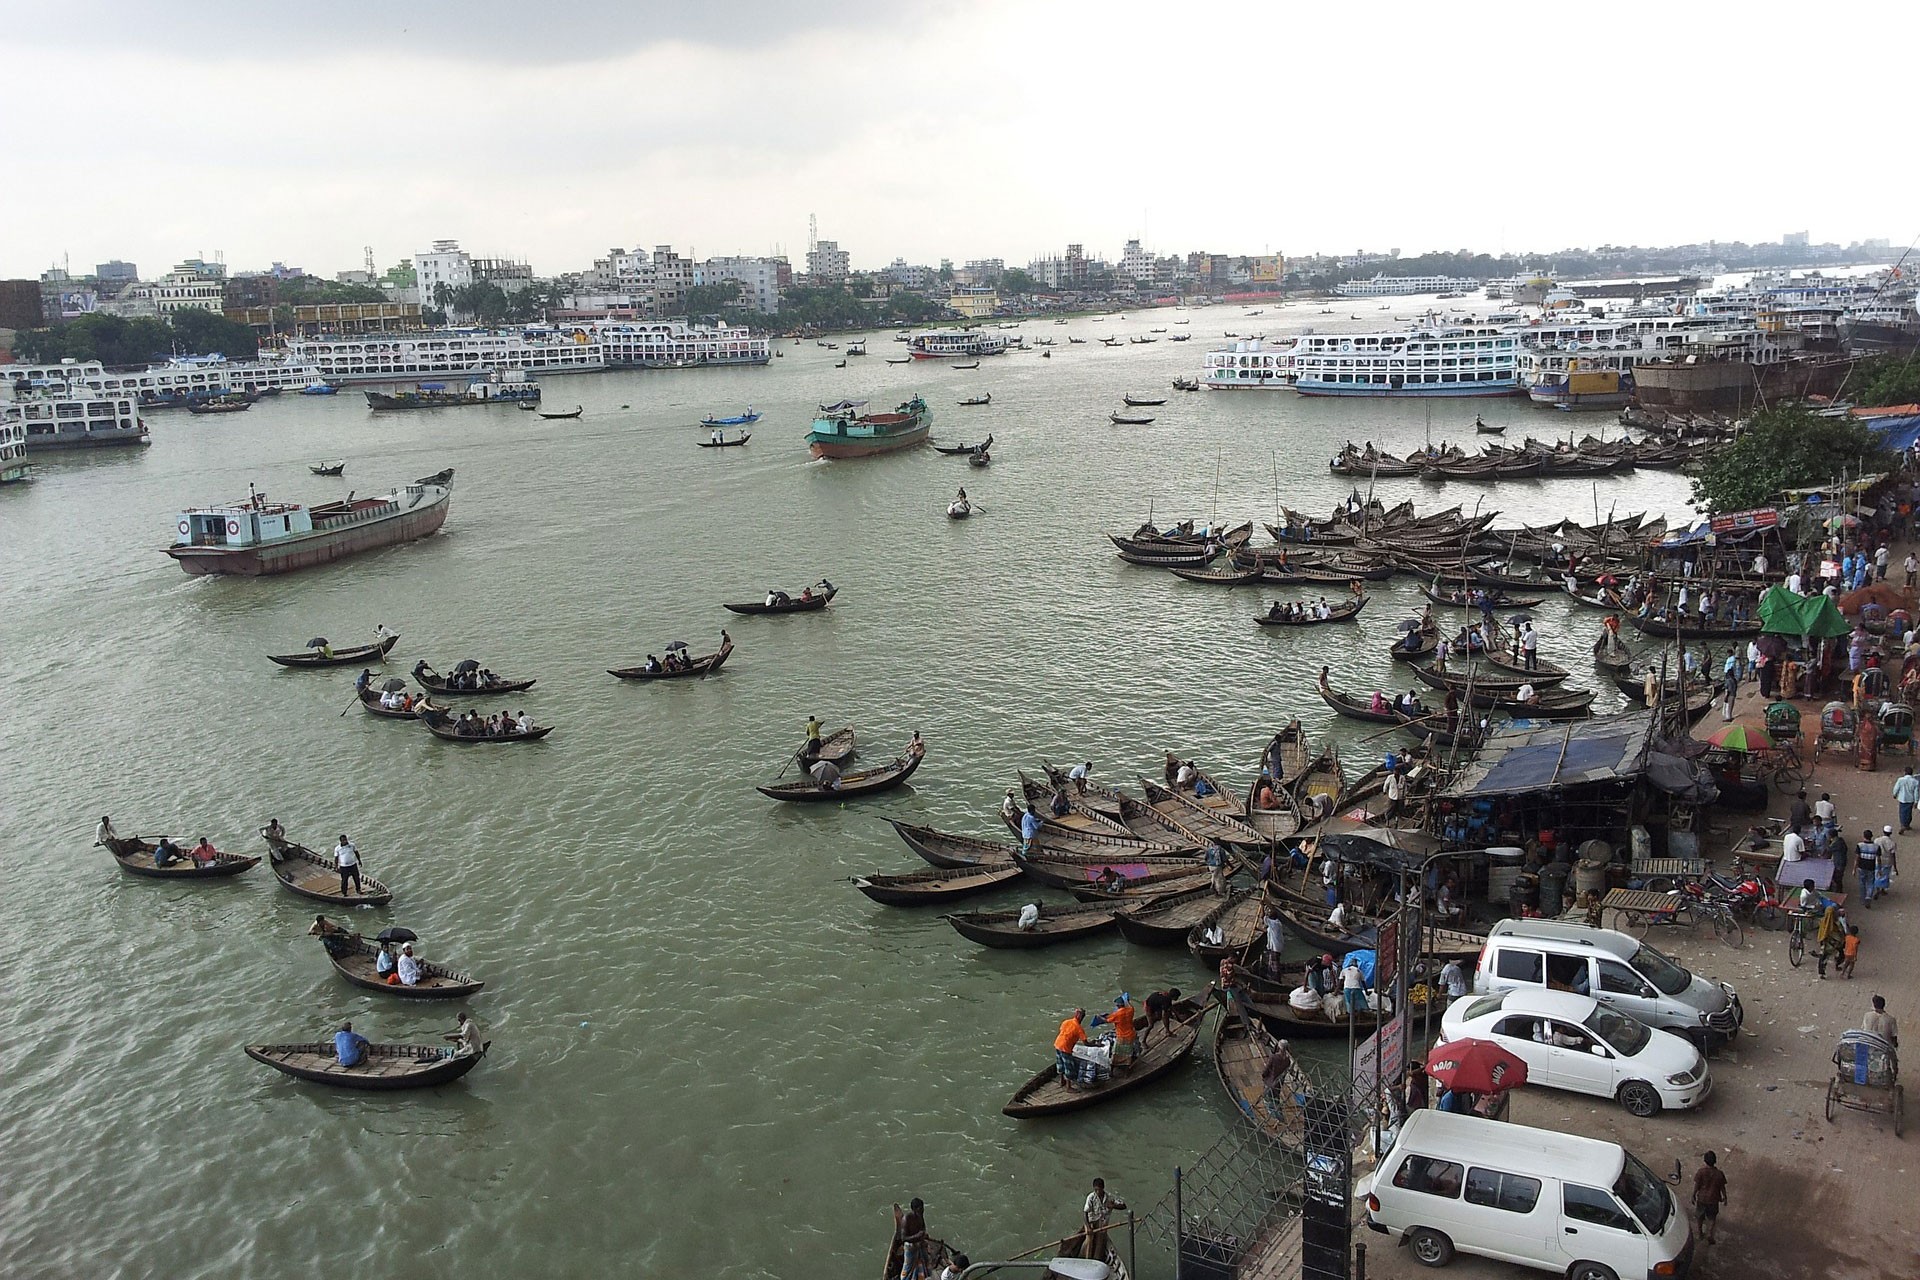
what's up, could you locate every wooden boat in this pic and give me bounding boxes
[187,398,253,415]
[1066,869,1214,901]
[1419,584,1544,610]
[262,832,392,907]
[244,1040,486,1090]
[1407,670,1596,717]
[1479,648,1571,682]
[357,686,433,719]
[411,664,537,695]
[1254,596,1368,627]
[1237,983,1391,1038]
[1038,763,1129,821]
[1110,412,1155,425]
[967,450,990,468]
[309,461,346,476]
[851,863,1024,905]
[957,394,992,407]
[701,410,761,426]
[1136,778,1264,848]
[1017,773,1137,838]
[538,405,584,420]
[792,726,857,771]
[1407,661,1568,693]
[1213,1004,1307,1145]
[1110,790,1210,848]
[723,583,836,614]
[1288,745,1345,820]
[1014,817,1188,859]
[1266,899,1376,953]
[946,901,1118,948]
[1114,884,1233,945]
[1169,562,1264,586]
[1186,889,1264,965]
[885,819,1015,869]
[1123,394,1168,407]
[1624,611,1761,641]
[1474,421,1506,435]
[757,750,923,801]
[1172,763,1251,820]
[697,433,751,448]
[102,835,259,880]
[933,434,992,455]
[947,500,972,520]
[952,361,980,370]
[1396,711,1485,750]
[314,926,484,998]
[1002,997,1209,1117]
[1241,778,1301,842]
[608,641,733,680]
[1316,667,1413,724]
[417,707,553,742]
[268,631,398,668]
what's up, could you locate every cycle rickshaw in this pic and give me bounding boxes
[1826,1028,1902,1137]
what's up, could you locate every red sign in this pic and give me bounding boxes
[1710,507,1779,533]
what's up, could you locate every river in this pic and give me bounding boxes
[0,299,1696,1278]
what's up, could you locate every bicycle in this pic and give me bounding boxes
[1787,908,1817,967]
[1692,896,1746,949]
[1767,738,1808,792]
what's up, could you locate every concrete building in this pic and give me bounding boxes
[415,240,475,306]
[1120,239,1153,284]
[882,258,935,291]
[0,279,44,331]
[695,256,782,313]
[228,301,423,337]
[648,245,692,313]
[1782,231,1810,248]
[152,263,228,315]
[959,258,1004,287]
[806,239,850,284]
[95,260,139,286]
[948,288,998,319]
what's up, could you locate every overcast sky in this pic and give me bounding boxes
[8,0,1911,280]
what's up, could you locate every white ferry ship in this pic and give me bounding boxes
[9,355,322,401]
[3,391,149,450]
[284,329,608,383]
[0,413,27,481]
[906,330,1010,359]
[1515,313,1744,406]
[1202,338,1298,389]
[582,320,772,369]
[1291,323,1522,397]
[1335,274,1480,298]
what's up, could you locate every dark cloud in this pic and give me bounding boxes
[17,0,915,64]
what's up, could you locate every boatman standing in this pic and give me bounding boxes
[802,715,823,762]
[332,833,362,896]
[1077,1179,1128,1260]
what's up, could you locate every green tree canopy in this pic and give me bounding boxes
[168,307,259,358]
[1850,354,1920,408]
[683,283,743,317]
[1000,268,1038,296]
[1689,403,1892,513]
[14,313,179,365]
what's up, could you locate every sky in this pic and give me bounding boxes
[6,0,1913,280]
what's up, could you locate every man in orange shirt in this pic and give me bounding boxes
[1095,995,1138,1069]
[1055,1008,1088,1088]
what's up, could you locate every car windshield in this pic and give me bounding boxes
[1627,942,1691,996]
[1615,1153,1671,1234]
[1584,1006,1652,1056]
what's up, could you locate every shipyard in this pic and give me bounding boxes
[3,6,1918,1280]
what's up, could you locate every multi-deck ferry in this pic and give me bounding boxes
[285,330,607,383]
[0,413,28,482]
[1291,323,1522,397]
[584,320,772,368]
[906,330,1010,359]
[3,392,149,450]
[1202,339,1298,389]
[1335,274,1480,298]
[10,355,322,403]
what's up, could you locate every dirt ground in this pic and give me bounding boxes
[1364,605,1920,1280]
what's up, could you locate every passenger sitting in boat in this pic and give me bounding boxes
[376,941,398,979]
[1017,901,1043,932]
[396,944,423,987]
[800,585,814,602]
[191,837,218,867]
[515,711,532,734]
[1369,690,1388,715]
[808,758,842,790]
[1097,867,1128,893]
[764,589,778,607]
[478,669,497,689]
[1315,599,1331,621]
[1048,789,1071,818]
[152,837,183,867]
[264,818,284,844]
[1175,760,1196,791]
[908,731,925,759]
[1202,922,1225,948]
[643,655,661,673]
[334,1021,369,1068]
[1254,780,1279,810]
[308,915,355,957]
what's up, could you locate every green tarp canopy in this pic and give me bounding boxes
[1757,586,1851,639]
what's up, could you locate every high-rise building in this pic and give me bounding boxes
[1120,239,1153,284]
[696,256,782,313]
[415,240,475,306]
[806,239,850,284]
[95,260,139,286]
[0,279,45,330]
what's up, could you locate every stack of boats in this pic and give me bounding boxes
[1330,434,1687,482]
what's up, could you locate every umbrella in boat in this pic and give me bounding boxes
[380,677,407,693]
[1424,1038,1529,1095]
[307,637,329,648]
[665,641,690,652]
[1507,613,1533,625]
[452,659,480,675]
[375,927,418,944]
[1701,719,1775,753]
[1396,619,1422,632]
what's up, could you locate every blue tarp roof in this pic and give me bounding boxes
[1869,414,1920,453]
[1440,709,1656,799]
[1658,521,1712,548]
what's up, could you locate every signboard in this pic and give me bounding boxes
[1350,1011,1406,1122]
[1710,507,1779,533]
[60,289,98,316]
[1375,917,1400,992]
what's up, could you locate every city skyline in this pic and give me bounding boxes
[6,0,1914,280]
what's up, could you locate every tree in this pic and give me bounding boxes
[683,283,744,317]
[937,263,954,284]
[169,307,259,358]
[14,313,175,365]
[1851,354,1920,409]
[1689,403,1891,513]
[1000,268,1038,296]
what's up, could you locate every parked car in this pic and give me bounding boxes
[1441,988,1710,1117]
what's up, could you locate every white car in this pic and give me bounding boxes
[1439,987,1710,1118]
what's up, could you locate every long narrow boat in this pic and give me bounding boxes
[1419,584,1544,610]
[609,641,734,680]
[102,835,259,880]
[1430,682,1598,719]
[1241,778,1301,842]
[1009,815,1190,857]
[419,708,555,743]
[269,632,398,669]
[1039,763,1128,822]
[412,665,538,695]
[1115,884,1234,946]
[1235,982,1391,1039]
[313,926,484,998]
[1624,611,1761,641]
[802,727,857,769]
[1067,870,1215,901]
[1018,773,1136,838]
[946,901,1118,949]
[1159,759,1251,819]
[1288,745,1345,820]
[1169,563,1264,586]
[851,863,1025,905]
[1002,998,1209,1117]
[723,583,836,615]
[1136,778,1264,848]
[262,832,393,907]
[244,1041,485,1090]
[357,686,434,720]
[1316,668,1409,724]
[1213,1004,1307,1146]
[1186,889,1264,965]
[1011,850,1203,890]
[758,751,923,801]
[1113,790,1210,848]
[1407,661,1570,693]
[1391,629,1440,662]
[1254,597,1368,627]
[1477,648,1572,682]
[885,819,1015,869]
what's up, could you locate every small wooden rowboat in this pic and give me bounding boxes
[357,686,434,719]
[269,632,398,668]
[313,925,485,999]
[802,727,857,769]
[723,583,836,615]
[934,434,993,455]
[262,832,392,907]
[1186,889,1264,965]
[102,835,259,880]
[1114,884,1233,946]
[609,641,734,680]
[1254,597,1368,627]
[851,863,1024,906]
[1213,1003,1306,1145]
[884,819,1015,869]
[244,1040,487,1090]
[309,461,346,476]
[412,664,538,696]
[698,433,751,448]
[757,750,923,802]
[418,708,555,743]
[946,900,1118,949]
[1002,997,1210,1117]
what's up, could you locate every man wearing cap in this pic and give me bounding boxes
[1876,825,1899,889]
[333,1021,369,1068]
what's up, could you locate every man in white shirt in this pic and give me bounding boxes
[1079,1180,1127,1261]
[1383,769,1404,819]
[1175,761,1196,791]
[1001,789,1019,824]
[1440,959,1467,1001]
[1068,760,1092,792]
[1341,958,1367,1017]
[1905,552,1917,588]
[1327,901,1349,932]
[1781,828,1806,866]
[1017,902,1042,932]
[1787,570,1804,595]
[94,815,117,847]
[515,711,532,734]
[1814,793,1837,829]
[1753,552,1769,576]
[333,835,362,896]
[1516,682,1537,705]
[397,944,423,986]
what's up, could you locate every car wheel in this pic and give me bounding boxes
[1568,1263,1619,1280]
[1619,1080,1662,1118]
[1406,1227,1454,1267]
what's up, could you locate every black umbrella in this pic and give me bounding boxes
[1508,613,1533,625]
[1396,619,1422,632]
[307,637,329,648]
[1757,634,1789,660]
[381,677,407,692]
[375,926,418,944]
[452,659,480,675]
[665,640,690,651]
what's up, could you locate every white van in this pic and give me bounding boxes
[1473,919,1742,1049]
[1361,1110,1693,1280]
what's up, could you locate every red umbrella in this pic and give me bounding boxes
[1425,1038,1530,1094]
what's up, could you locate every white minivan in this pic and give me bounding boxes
[1361,1109,1693,1280]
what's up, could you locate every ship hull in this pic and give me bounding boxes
[1294,381,1522,398]
[24,428,151,451]
[1632,358,1852,412]
[807,424,931,459]
[166,496,450,576]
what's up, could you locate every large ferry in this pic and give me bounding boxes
[11,355,323,403]
[1202,338,1298,389]
[3,391,149,450]
[1335,274,1480,298]
[165,469,455,576]
[284,330,607,383]
[1291,323,1522,397]
[0,414,27,482]
[906,330,1009,359]
[584,320,772,369]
